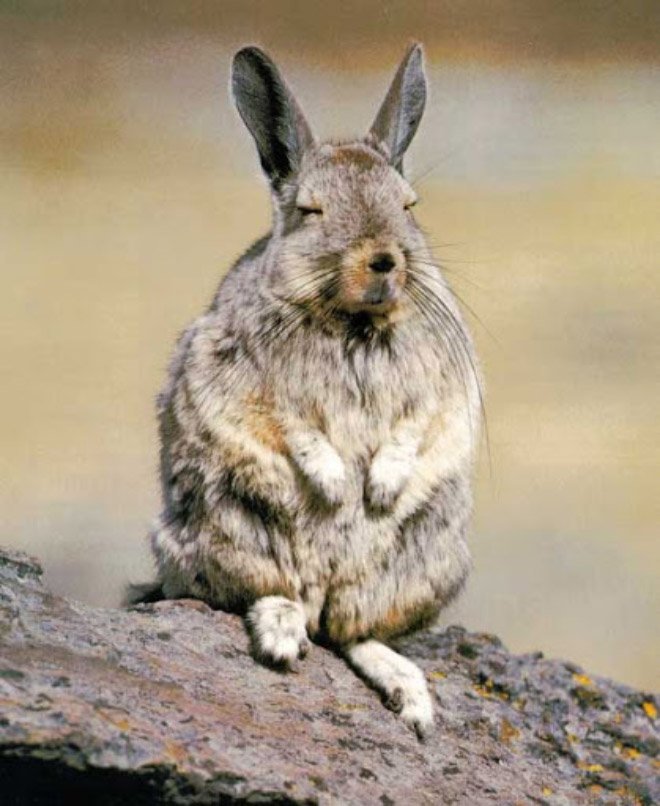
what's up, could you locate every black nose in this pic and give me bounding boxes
[369,252,396,273]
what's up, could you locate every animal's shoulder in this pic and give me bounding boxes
[208,233,271,313]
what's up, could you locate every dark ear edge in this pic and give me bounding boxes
[232,46,314,189]
[368,43,427,172]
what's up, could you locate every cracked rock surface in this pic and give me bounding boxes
[0,548,657,804]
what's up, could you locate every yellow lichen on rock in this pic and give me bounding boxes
[577,762,604,772]
[642,700,657,719]
[500,718,520,745]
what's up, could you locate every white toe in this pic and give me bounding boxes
[397,680,434,739]
[247,596,309,668]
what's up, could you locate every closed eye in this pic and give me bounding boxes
[404,199,418,211]
[297,205,323,217]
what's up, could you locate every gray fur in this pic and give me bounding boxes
[369,43,427,171]
[232,47,314,189]
[142,44,481,736]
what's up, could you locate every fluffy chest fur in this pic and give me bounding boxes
[265,315,451,464]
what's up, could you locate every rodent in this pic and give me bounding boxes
[130,43,482,739]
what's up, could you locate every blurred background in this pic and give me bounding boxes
[1,2,658,689]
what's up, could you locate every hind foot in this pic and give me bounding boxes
[346,639,434,739]
[247,596,309,670]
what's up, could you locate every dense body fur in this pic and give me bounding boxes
[142,45,481,736]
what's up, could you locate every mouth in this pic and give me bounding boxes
[359,277,401,312]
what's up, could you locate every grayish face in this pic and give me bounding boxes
[231,44,430,322]
[274,142,427,318]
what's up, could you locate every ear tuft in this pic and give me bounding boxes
[368,43,427,172]
[232,46,314,189]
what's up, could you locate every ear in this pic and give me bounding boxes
[368,43,427,172]
[232,46,314,190]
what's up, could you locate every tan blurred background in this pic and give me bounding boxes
[1,2,658,689]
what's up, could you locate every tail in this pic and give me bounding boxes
[123,580,165,607]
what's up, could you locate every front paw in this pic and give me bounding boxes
[303,446,346,506]
[366,448,414,512]
[247,596,309,671]
[288,432,346,506]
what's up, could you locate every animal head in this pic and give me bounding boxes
[232,45,434,322]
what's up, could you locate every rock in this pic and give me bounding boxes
[0,548,657,805]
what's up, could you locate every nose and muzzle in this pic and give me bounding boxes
[362,247,405,308]
[369,252,397,274]
[339,241,407,313]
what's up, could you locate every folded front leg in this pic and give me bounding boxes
[368,395,478,516]
[366,418,423,511]
[286,427,346,506]
[193,397,297,510]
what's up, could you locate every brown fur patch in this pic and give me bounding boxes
[248,575,297,602]
[371,600,439,641]
[205,543,297,611]
[329,145,382,169]
[342,239,376,301]
[325,598,439,645]
[308,400,327,431]
[243,389,287,453]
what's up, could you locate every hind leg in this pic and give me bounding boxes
[345,639,433,739]
[247,596,310,670]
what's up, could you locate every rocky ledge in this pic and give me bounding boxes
[0,548,657,805]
